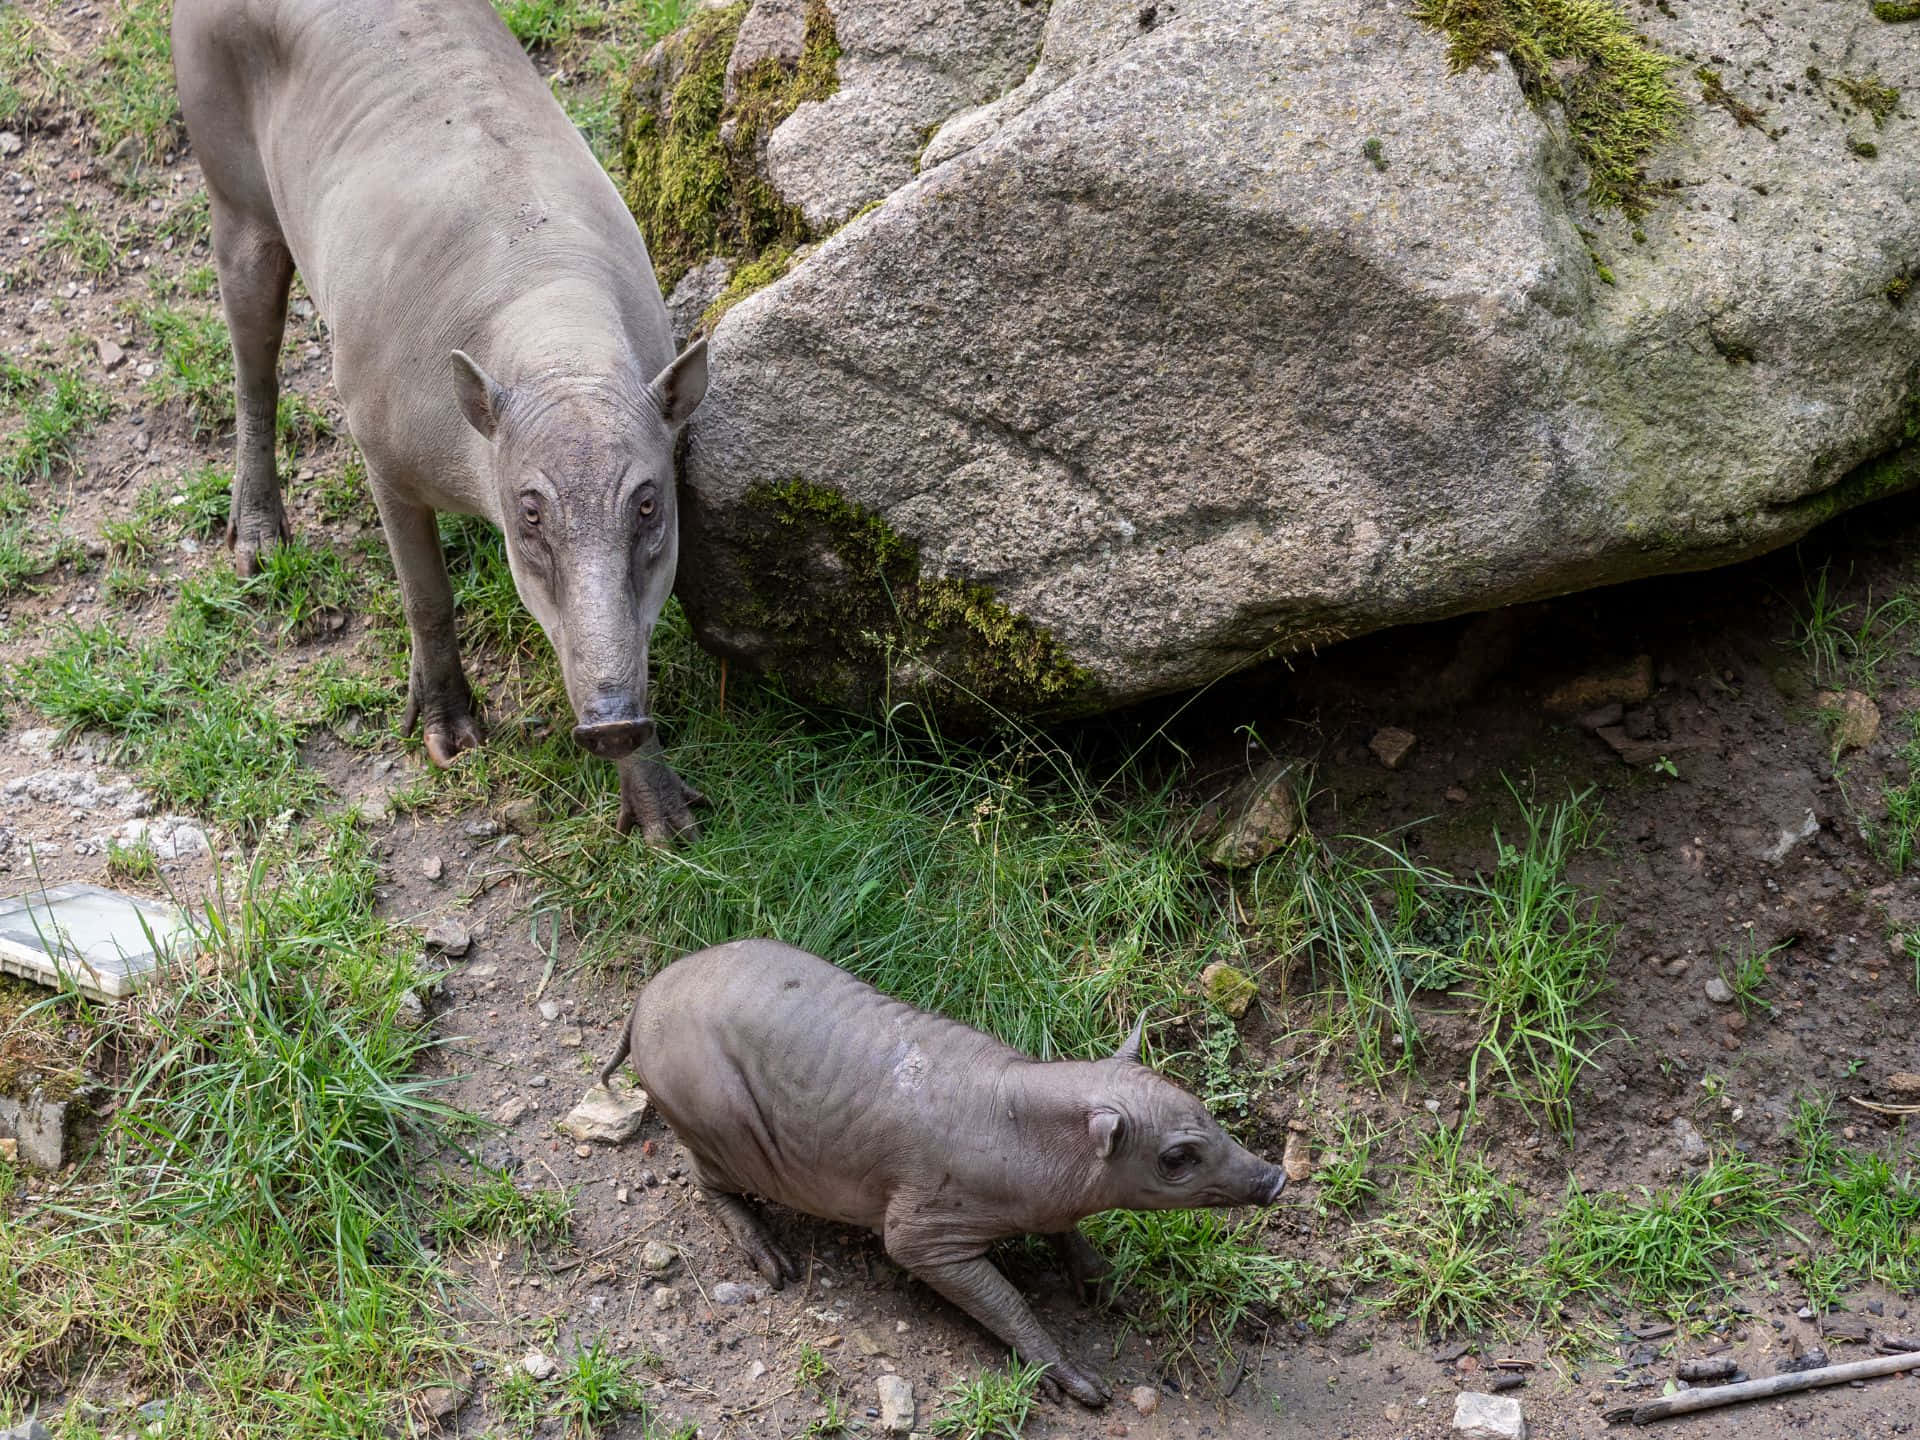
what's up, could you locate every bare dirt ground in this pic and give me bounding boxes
[1,4,1917,1439]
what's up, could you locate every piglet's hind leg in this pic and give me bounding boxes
[693,1175,800,1288]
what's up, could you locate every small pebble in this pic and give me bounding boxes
[521,1350,556,1380]
[421,855,443,880]
[575,1145,592,1159]
[527,1074,549,1089]
[539,1000,561,1022]
[651,1286,679,1311]
[1130,1386,1160,1416]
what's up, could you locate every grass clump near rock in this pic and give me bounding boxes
[1413,0,1687,217]
[620,0,840,292]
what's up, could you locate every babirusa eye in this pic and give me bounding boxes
[638,495,656,518]
[522,501,540,526]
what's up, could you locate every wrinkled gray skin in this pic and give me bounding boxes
[600,940,1287,1406]
[172,0,708,842]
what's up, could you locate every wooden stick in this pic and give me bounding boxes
[1623,1350,1920,1424]
[1848,1096,1920,1116]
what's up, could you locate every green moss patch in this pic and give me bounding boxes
[735,480,1092,720]
[1836,73,1900,128]
[620,0,839,292]
[1871,1,1920,21]
[1413,0,1686,217]
[698,243,797,331]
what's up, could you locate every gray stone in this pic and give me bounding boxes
[1672,1117,1708,1163]
[666,257,732,350]
[678,0,1920,720]
[764,0,1046,229]
[651,1285,679,1310]
[709,1280,762,1305]
[420,855,444,882]
[539,1000,561,1022]
[1453,1390,1527,1440]
[725,0,806,104]
[1196,761,1297,870]
[642,1239,678,1274]
[0,131,22,158]
[1705,977,1735,1006]
[1129,1385,1160,1416]
[561,1081,650,1144]
[875,1374,915,1435]
[521,1350,557,1381]
[422,917,470,957]
[0,1088,69,1172]
[0,1420,52,1440]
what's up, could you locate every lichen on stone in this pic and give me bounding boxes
[621,0,841,293]
[732,480,1092,720]
[1870,1,1920,21]
[1413,0,1686,217]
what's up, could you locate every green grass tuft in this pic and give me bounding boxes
[1354,1123,1536,1336]
[1084,1208,1326,1351]
[930,1361,1045,1440]
[1547,1154,1793,1311]
[0,823,471,1428]
[137,301,236,436]
[433,1170,575,1245]
[90,0,177,162]
[9,548,359,828]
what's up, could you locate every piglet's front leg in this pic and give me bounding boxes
[886,1234,1111,1408]
[616,736,705,845]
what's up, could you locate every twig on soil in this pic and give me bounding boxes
[1848,1096,1920,1116]
[1217,1348,1249,1400]
[1607,1350,1920,1425]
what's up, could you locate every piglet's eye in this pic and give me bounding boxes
[521,501,540,527]
[637,495,656,518]
[1159,1146,1199,1178]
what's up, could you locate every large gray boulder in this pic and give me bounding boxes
[670,0,1920,719]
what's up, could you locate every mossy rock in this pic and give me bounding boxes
[620,0,840,293]
[682,479,1092,723]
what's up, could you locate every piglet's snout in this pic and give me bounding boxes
[1259,1167,1287,1205]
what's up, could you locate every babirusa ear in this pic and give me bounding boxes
[1089,1109,1123,1160]
[649,337,708,429]
[450,350,508,440]
[1113,1014,1147,1064]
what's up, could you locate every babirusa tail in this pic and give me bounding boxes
[597,1026,633,1089]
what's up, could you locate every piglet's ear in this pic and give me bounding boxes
[1089,1109,1123,1160]
[451,350,508,441]
[649,336,708,429]
[1112,1015,1146,1065]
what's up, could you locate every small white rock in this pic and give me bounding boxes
[521,1350,556,1381]
[539,1000,561,1021]
[420,855,444,881]
[561,1082,649,1144]
[1704,977,1735,1005]
[1130,1385,1160,1415]
[641,1240,676,1274]
[651,1286,679,1311]
[1453,1390,1527,1440]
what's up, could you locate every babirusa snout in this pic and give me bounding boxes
[1258,1165,1287,1205]
[572,690,653,759]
